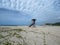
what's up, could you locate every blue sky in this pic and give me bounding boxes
[0,0,60,25]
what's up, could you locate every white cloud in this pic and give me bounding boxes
[0,0,60,24]
[57,17,60,19]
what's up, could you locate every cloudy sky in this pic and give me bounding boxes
[0,0,60,25]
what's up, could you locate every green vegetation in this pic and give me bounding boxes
[3,41,12,45]
[0,34,4,38]
[45,22,60,26]
[0,29,27,45]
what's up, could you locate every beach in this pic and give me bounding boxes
[0,26,60,45]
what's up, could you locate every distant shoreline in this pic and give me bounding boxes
[0,25,60,27]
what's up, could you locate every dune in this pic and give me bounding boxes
[0,26,60,45]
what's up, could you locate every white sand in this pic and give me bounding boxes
[0,26,60,45]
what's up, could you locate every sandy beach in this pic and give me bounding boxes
[0,26,60,45]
